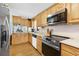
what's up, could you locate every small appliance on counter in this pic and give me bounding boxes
[16,24,23,32]
[46,28,53,37]
[13,24,23,32]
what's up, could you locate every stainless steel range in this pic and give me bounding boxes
[42,35,70,56]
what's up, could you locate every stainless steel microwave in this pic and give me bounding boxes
[47,8,67,26]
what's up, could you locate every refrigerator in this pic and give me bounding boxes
[0,4,10,56]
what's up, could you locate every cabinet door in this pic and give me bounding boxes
[50,5,56,14]
[24,33,28,42]
[18,17,21,24]
[61,50,74,56]
[12,33,28,45]
[21,18,26,26]
[13,16,21,25]
[28,33,32,44]
[13,16,19,24]
[65,3,71,23]
[36,15,41,27]
[15,16,21,24]
[33,19,37,28]
[28,20,32,27]
[56,3,65,11]
[41,11,48,26]
[21,19,24,25]
[12,33,20,45]
[50,4,64,15]
[37,36,42,54]
[71,4,79,22]
[13,16,16,24]
[23,19,26,26]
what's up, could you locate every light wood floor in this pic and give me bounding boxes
[9,42,41,56]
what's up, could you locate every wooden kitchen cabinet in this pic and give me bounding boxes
[13,16,18,24]
[38,14,42,27]
[65,3,79,23]
[37,36,42,54]
[33,3,65,27]
[13,16,23,25]
[13,16,31,27]
[35,14,42,27]
[20,18,28,26]
[13,16,21,25]
[70,4,79,23]
[28,20,32,27]
[50,3,65,15]
[41,11,48,26]
[55,3,65,11]
[21,19,24,25]
[12,33,28,45]
[24,19,27,26]
[61,43,79,56]
[33,3,79,26]
[65,3,71,23]
[61,49,74,56]
[28,33,32,44]
[34,11,47,27]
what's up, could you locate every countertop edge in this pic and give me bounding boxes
[60,39,79,49]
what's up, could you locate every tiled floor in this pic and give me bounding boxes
[9,42,41,56]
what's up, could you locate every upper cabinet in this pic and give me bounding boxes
[41,11,48,26]
[13,16,32,27]
[50,3,65,15]
[65,3,79,23]
[33,3,65,27]
[13,16,21,25]
[36,14,42,27]
[28,20,32,27]
[71,4,79,23]
[35,11,48,27]
[22,18,29,26]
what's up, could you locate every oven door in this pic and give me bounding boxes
[42,42,60,56]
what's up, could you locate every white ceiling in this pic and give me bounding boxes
[7,3,54,18]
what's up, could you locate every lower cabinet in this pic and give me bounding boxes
[37,36,42,54]
[12,33,28,45]
[61,43,79,56]
[28,33,32,44]
[61,50,74,56]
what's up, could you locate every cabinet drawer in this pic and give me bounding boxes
[61,44,79,55]
[61,50,74,56]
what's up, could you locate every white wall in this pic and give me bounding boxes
[48,24,79,34]
[46,24,79,39]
